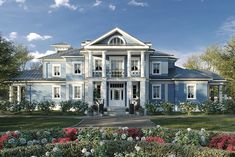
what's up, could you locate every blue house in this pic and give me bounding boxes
[9,28,225,111]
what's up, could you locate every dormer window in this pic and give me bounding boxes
[108,36,126,45]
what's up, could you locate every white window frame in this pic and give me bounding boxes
[73,62,82,75]
[93,59,102,71]
[131,57,140,72]
[187,84,196,99]
[152,61,161,75]
[152,84,161,99]
[109,56,125,70]
[52,85,61,99]
[73,85,82,99]
[52,64,61,77]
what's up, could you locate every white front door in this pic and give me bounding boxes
[109,83,125,107]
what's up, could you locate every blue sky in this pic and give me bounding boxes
[1,0,235,66]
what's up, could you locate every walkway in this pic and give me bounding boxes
[77,115,155,127]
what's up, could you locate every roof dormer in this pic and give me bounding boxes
[51,42,71,53]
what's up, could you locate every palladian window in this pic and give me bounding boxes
[108,36,126,45]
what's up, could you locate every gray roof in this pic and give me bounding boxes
[10,70,65,81]
[40,48,82,59]
[196,69,224,80]
[51,42,70,46]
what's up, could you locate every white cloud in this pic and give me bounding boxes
[26,33,52,42]
[218,17,235,37]
[29,50,56,60]
[15,0,27,10]
[9,32,18,40]
[0,0,5,6]
[93,0,102,7]
[50,0,77,10]
[128,0,148,7]
[109,4,116,11]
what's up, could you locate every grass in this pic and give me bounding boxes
[0,117,81,132]
[151,115,235,132]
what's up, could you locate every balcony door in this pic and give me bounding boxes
[110,57,124,77]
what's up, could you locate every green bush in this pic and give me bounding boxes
[200,100,224,114]
[159,102,174,114]
[145,103,157,114]
[223,99,235,114]
[59,100,73,113]
[37,101,55,115]
[21,99,37,113]
[180,101,197,115]
[72,100,88,113]
[0,101,10,111]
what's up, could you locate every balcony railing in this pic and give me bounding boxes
[93,70,102,77]
[107,69,125,78]
[131,71,141,77]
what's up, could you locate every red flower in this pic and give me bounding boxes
[145,136,165,143]
[209,134,235,152]
[53,137,71,143]
[63,128,78,140]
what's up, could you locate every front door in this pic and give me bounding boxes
[109,83,125,107]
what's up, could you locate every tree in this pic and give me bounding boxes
[183,55,202,70]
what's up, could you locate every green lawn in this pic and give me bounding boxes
[151,115,235,132]
[0,117,81,132]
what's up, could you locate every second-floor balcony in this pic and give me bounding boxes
[92,69,140,78]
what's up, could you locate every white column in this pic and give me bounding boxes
[219,84,223,103]
[127,51,131,77]
[102,51,106,78]
[101,80,107,107]
[126,81,132,106]
[141,51,145,77]
[140,81,146,107]
[66,84,69,100]
[9,86,13,102]
[165,83,168,102]
[17,85,21,103]
[87,81,93,106]
[88,51,93,77]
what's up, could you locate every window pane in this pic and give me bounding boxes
[131,60,138,71]
[54,66,60,76]
[54,87,60,98]
[95,60,102,71]
[153,63,160,74]
[188,86,195,98]
[153,86,160,99]
[74,64,81,74]
[74,86,81,99]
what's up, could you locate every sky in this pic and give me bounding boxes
[1,0,235,66]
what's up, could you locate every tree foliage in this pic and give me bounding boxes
[183,37,235,99]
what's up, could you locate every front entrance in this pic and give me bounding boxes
[109,83,125,107]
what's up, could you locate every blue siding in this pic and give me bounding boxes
[168,84,175,104]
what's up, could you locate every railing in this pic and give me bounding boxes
[107,69,125,78]
[93,70,102,77]
[131,71,141,77]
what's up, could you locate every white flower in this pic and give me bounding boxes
[45,151,50,156]
[156,125,161,128]
[33,139,40,144]
[168,154,176,157]
[52,147,60,152]
[102,133,106,139]
[19,138,26,144]
[127,137,133,141]
[187,128,191,132]
[8,138,15,144]
[85,151,91,156]
[6,131,11,135]
[14,130,20,135]
[141,137,146,141]
[135,145,141,152]
[27,141,33,146]
[36,131,41,136]
[41,138,47,144]
[99,141,104,146]
[99,128,104,133]
[82,148,87,153]
[201,128,205,132]
[113,133,118,137]
[90,148,95,154]
[136,136,140,141]
[121,134,127,140]
[44,131,50,135]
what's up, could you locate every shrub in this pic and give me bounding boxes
[37,101,55,115]
[72,100,88,113]
[59,100,73,113]
[0,101,11,111]
[22,99,37,113]
[159,102,173,114]
[209,134,235,152]
[223,99,235,114]
[145,103,157,114]
[200,100,224,114]
[180,101,197,115]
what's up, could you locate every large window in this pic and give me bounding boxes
[152,84,161,99]
[152,62,161,75]
[95,60,102,71]
[73,85,82,99]
[52,64,61,77]
[52,86,61,99]
[133,85,138,99]
[187,84,196,99]
[108,36,126,45]
[74,63,82,75]
[131,60,139,71]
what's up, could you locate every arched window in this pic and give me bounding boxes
[108,36,126,45]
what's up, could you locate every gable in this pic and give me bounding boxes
[84,28,149,49]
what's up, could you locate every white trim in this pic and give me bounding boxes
[186,84,196,100]
[73,62,82,75]
[93,58,102,71]
[108,35,126,45]
[52,64,61,77]
[52,85,61,99]
[151,61,161,75]
[152,84,161,100]
[73,85,82,99]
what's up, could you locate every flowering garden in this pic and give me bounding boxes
[0,126,235,157]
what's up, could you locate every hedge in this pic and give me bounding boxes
[0,141,234,157]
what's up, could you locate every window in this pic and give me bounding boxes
[74,63,82,75]
[52,86,60,99]
[73,85,82,99]
[95,60,102,71]
[152,62,161,74]
[187,84,196,99]
[52,64,61,76]
[131,60,139,71]
[152,84,161,99]
[108,36,126,45]
[94,84,101,99]
[133,85,138,99]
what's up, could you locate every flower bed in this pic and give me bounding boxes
[0,127,235,157]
